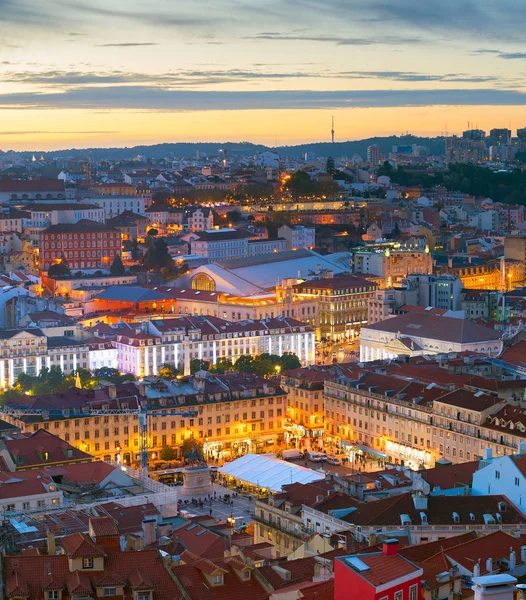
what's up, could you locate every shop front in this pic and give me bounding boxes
[385,440,432,470]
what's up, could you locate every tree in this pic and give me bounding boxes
[279,352,301,371]
[160,446,177,461]
[209,357,233,374]
[326,156,336,176]
[158,363,179,381]
[226,210,242,223]
[143,238,174,271]
[233,355,253,373]
[284,171,317,199]
[48,258,71,278]
[391,222,402,239]
[147,228,158,237]
[190,358,210,374]
[130,239,142,262]
[109,254,125,275]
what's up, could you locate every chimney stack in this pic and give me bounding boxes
[472,574,517,600]
[382,539,399,556]
[46,529,56,555]
[142,518,157,547]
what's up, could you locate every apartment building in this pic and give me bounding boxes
[0,327,115,387]
[281,365,358,447]
[323,369,518,470]
[40,220,121,271]
[293,275,377,341]
[4,373,288,463]
[278,225,316,250]
[190,228,253,262]
[111,315,315,377]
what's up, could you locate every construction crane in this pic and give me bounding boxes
[0,403,198,475]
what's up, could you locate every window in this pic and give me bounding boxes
[47,592,60,600]
[213,575,223,585]
[516,477,521,486]
[137,594,152,600]
[495,470,501,479]
[104,588,116,596]
[394,592,403,600]
[409,584,418,600]
[82,557,93,569]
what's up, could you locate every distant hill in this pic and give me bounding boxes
[8,135,445,161]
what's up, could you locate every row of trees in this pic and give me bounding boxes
[156,352,301,380]
[378,161,526,206]
[0,366,136,402]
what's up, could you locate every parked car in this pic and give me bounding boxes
[326,456,341,465]
[282,449,303,460]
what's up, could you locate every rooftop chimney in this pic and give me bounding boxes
[142,518,157,547]
[46,529,56,555]
[382,539,399,556]
[472,574,517,600]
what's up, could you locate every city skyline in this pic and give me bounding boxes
[2,0,526,149]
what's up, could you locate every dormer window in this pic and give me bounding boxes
[213,575,223,585]
[47,591,60,600]
[104,588,116,597]
[82,557,93,569]
[42,452,50,461]
[67,449,73,458]
[136,593,152,600]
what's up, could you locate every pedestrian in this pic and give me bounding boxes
[209,508,213,516]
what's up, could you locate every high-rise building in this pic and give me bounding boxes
[367,144,381,164]
[490,128,512,145]
[462,128,486,140]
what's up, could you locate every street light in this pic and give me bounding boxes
[227,514,236,527]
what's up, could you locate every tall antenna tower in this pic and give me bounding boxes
[331,116,335,144]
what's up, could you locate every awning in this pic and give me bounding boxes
[353,444,386,459]
[218,453,325,493]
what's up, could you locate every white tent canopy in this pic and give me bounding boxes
[219,454,325,493]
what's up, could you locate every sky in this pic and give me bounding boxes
[2,0,526,150]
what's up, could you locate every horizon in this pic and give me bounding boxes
[2,1,526,150]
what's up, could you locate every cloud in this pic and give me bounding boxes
[0,68,331,87]
[0,130,118,135]
[96,42,159,47]
[2,67,508,88]
[339,70,500,83]
[245,32,422,45]
[473,48,526,60]
[2,86,526,111]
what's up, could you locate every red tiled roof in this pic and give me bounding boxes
[172,521,229,560]
[61,533,106,558]
[5,429,92,467]
[89,517,120,538]
[400,532,476,562]
[501,341,526,367]
[336,551,421,587]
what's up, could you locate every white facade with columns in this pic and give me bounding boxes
[112,316,316,378]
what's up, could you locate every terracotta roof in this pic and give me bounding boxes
[501,341,526,367]
[61,532,106,558]
[172,521,229,560]
[336,551,421,587]
[421,461,480,490]
[42,219,119,234]
[434,530,526,575]
[0,179,64,192]
[89,517,120,538]
[434,388,504,412]
[321,492,526,527]
[4,429,92,467]
[400,531,477,562]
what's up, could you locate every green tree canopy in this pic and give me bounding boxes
[110,254,125,275]
[158,363,179,381]
[48,258,71,277]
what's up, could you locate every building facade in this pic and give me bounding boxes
[41,220,122,271]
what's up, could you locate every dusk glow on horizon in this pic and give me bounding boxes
[2,0,526,149]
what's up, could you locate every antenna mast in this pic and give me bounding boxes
[331,116,335,144]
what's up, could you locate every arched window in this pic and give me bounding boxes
[191,273,216,292]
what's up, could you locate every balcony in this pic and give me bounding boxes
[254,513,308,539]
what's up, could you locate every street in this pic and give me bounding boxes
[317,340,360,365]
